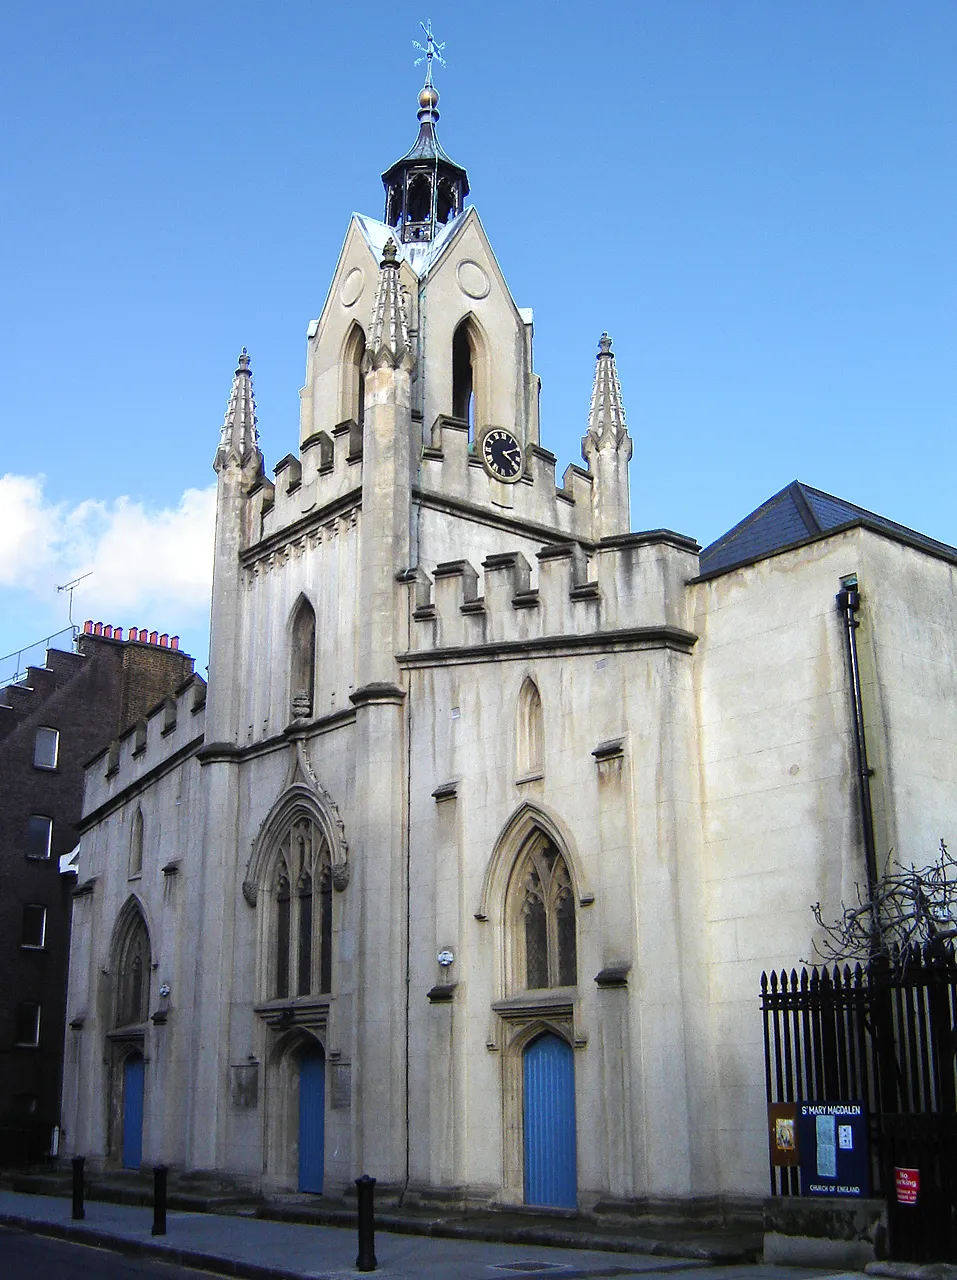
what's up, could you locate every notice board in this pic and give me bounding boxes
[796,1101,869,1197]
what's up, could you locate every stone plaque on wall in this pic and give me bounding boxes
[229,1063,259,1109]
[331,1062,352,1110]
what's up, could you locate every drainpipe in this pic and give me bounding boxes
[836,575,879,909]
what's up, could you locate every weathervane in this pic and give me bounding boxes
[413,19,446,87]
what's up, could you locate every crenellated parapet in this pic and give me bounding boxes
[83,674,207,821]
[252,416,363,547]
[419,415,597,541]
[402,532,700,656]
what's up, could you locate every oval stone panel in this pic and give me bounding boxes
[456,259,490,300]
[340,267,364,307]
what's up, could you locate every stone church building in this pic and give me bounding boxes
[62,77,957,1208]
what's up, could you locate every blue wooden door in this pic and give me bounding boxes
[523,1033,577,1208]
[122,1053,144,1169]
[298,1044,325,1193]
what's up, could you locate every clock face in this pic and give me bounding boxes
[481,428,523,482]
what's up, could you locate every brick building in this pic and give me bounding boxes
[0,622,193,1162]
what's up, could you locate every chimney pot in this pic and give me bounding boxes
[159,634,168,647]
[149,631,158,645]
[114,627,124,641]
[171,637,179,650]
[94,622,103,636]
[83,620,93,634]
[138,629,147,642]
[103,625,113,639]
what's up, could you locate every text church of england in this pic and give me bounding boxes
[63,68,957,1208]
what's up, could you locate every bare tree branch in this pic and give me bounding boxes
[808,840,957,966]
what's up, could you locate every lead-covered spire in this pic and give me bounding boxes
[584,334,630,453]
[367,239,413,369]
[215,348,261,472]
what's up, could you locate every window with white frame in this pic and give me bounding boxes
[26,815,53,860]
[21,904,47,949]
[33,726,59,770]
[15,1002,41,1046]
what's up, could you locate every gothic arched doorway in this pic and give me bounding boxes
[298,1042,325,1193]
[523,1032,577,1208]
[122,1051,145,1169]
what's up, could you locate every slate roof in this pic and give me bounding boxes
[698,481,957,578]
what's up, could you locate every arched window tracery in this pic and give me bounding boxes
[114,906,151,1028]
[510,838,577,991]
[270,817,333,1000]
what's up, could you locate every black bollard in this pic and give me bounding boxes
[71,1155,85,1220]
[152,1164,168,1236]
[355,1174,377,1272]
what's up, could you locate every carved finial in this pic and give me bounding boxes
[368,241,412,368]
[583,333,630,453]
[215,347,262,473]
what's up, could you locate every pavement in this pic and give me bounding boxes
[0,1189,872,1280]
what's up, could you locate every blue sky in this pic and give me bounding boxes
[2,2,955,679]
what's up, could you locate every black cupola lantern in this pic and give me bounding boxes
[381,84,469,244]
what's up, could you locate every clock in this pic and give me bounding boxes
[481,428,524,482]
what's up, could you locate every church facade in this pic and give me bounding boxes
[61,79,957,1207]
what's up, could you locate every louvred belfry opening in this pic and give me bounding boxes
[381,83,469,243]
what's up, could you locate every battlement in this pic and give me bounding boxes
[420,415,597,542]
[84,674,207,816]
[403,533,701,654]
[254,418,363,544]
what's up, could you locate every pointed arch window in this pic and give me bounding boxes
[517,678,544,778]
[406,173,432,225]
[343,325,366,432]
[129,809,144,879]
[270,817,333,1000]
[452,319,475,430]
[510,839,577,991]
[275,868,291,999]
[290,598,316,720]
[114,907,151,1028]
[436,178,456,224]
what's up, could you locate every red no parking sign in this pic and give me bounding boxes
[895,1167,920,1205]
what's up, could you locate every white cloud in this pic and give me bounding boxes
[0,474,216,631]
